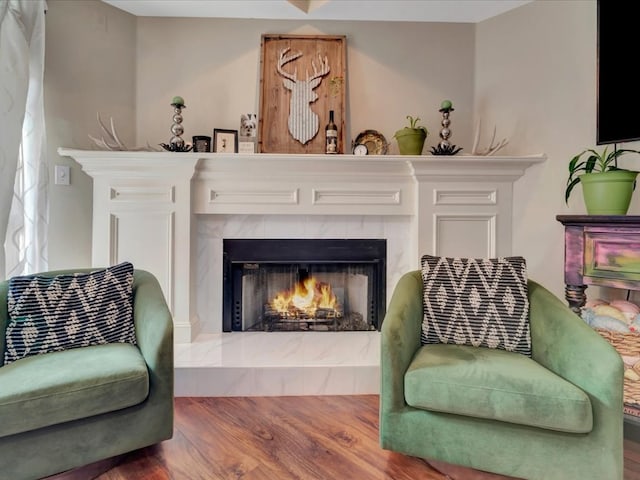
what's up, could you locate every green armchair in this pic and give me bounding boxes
[0,269,174,480]
[380,271,624,480]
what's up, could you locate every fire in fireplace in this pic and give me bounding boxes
[268,275,340,321]
[222,239,386,332]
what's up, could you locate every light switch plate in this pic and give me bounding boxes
[55,165,70,185]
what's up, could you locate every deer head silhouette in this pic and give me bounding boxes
[277,47,330,145]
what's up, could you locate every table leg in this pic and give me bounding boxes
[565,284,587,314]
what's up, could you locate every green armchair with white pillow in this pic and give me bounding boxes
[0,265,174,480]
[380,257,624,480]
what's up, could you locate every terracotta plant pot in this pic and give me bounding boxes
[580,170,638,215]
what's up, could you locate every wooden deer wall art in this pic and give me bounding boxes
[259,34,347,154]
[277,48,330,145]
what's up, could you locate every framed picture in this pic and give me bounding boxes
[240,113,258,138]
[192,135,211,153]
[213,129,238,153]
[259,34,347,154]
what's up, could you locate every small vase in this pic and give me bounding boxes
[580,170,638,215]
[394,129,427,155]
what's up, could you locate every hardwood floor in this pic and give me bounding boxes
[50,395,640,480]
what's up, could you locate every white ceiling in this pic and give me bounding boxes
[100,0,532,24]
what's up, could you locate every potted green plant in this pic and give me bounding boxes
[565,146,640,215]
[394,116,428,155]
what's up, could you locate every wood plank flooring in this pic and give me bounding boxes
[50,395,640,480]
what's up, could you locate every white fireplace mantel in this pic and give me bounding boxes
[58,148,546,343]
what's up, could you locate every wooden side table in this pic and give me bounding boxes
[556,215,640,313]
[557,215,640,440]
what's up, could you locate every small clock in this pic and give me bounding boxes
[353,143,368,156]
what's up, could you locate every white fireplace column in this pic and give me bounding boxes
[59,149,200,343]
[409,156,546,259]
[59,148,545,343]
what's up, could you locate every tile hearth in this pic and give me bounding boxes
[174,331,380,396]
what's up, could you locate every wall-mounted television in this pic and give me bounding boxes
[597,1,640,145]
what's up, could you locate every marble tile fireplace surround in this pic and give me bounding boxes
[59,148,544,396]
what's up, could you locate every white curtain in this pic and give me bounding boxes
[0,0,48,279]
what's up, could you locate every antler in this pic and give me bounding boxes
[276,47,303,81]
[88,112,160,151]
[88,112,127,150]
[471,119,509,156]
[307,54,330,81]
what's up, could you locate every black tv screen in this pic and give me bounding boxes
[597,1,640,145]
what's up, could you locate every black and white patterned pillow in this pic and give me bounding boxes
[420,255,531,356]
[4,262,135,365]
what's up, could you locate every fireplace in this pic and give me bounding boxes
[222,239,386,332]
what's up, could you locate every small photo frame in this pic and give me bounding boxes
[240,114,257,138]
[213,129,238,153]
[192,135,211,153]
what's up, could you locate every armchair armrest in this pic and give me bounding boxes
[529,280,623,397]
[132,269,174,404]
[380,270,423,413]
[528,279,622,472]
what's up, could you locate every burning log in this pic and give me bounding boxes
[263,305,342,322]
[268,276,341,318]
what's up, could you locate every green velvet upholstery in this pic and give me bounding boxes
[380,271,624,480]
[0,269,174,480]
[0,343,149,437]
[405,344,593,433]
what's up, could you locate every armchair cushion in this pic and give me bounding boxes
[404,343,593,433]
[4,262,135,364]
[0,342,149,437]
[421,255,531,356]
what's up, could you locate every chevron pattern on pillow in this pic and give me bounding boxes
[420,255,531,356]
[4,262,135,365]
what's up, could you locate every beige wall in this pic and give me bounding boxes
[45,0,136,269]
[475,0,596,297]
[48,0,619,301]
[475,0,638,300]
[134,18,475,152]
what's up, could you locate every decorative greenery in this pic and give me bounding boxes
[565,146,640,204]
[394,116,428,155]
[395,116,428,137]
[408,115,427,131]
[329,76,344,97]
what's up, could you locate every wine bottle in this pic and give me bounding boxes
[325,110,338,154]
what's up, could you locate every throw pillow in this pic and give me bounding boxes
[4,262,135,365]
[420,255,531,356]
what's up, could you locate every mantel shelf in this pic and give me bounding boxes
[58,148,546,181]
[58,148,546,164]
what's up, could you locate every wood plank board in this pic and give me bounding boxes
[47,395,640,479]
[259,34,347,154]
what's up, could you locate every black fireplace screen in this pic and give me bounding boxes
[223,239,386,332]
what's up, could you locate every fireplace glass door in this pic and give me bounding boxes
[223,239,386,332]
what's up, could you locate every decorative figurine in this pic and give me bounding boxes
[160,96,192,152]
[430,99,462,156]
